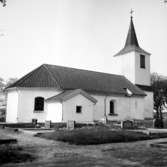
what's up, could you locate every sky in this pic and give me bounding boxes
[0,0,167,80]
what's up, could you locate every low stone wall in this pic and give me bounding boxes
[0,123,40,129]
[106,119,154,129]
[133,119,154,128]
[0,122,66,129]
[52,122,66,129]
[106,120,122,129]
[0,119,154,130]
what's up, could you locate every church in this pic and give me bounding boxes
[5,16,153,124]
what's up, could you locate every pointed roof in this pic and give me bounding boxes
[114,17,150,56]
[125,16,139,47]
[46,89,97,104]
[6,64,146,97]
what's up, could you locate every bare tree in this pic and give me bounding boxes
[0,0,6,7]
[151,73,167,128]
[5,78,18,87]
[0,77,5,90]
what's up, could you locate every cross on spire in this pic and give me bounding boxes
[130,9,134,19]
[113,10,150,57]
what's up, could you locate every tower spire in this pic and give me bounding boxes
[114,11,150,56]
[124,10,139,48]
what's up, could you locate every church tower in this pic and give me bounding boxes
[113,15,151,87]
[113,13,153,119]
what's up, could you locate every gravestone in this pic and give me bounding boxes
[122,120,134,129]
[100,117,107,124]
[45,120,51,129]
[32,119,38,127]
[67,120,75,130]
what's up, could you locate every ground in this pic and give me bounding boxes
[1,129,167,167]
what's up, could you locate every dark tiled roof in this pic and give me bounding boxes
[6,65,61,89]
[114,45,150,57]
[46,89,97,103]
[114,17,150,57]
[7,64,146,96]
[136,84,153,92]
[125,17,139,48]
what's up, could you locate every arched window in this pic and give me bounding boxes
[109,100,115,115]
[34,97,44,111]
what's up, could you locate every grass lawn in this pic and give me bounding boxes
[105,143,167,167]
[1,128,167,166]
[36,126,167,145]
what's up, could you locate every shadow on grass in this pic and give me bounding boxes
[0,139,17,144]
[0,144,35,165]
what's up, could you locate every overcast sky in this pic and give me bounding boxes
[0,0,167,80]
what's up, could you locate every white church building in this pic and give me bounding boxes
[5,16,153,123]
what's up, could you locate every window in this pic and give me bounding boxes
[76,106,82,114]
[34,97,44,112]
[124,88,133,97]
[140,55,145,69]
[109,101,115,115]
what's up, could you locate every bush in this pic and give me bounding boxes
[154,118,164,128]
[36,127,152,145]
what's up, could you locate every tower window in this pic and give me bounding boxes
[140,55,145,69]
[34,97,44,112]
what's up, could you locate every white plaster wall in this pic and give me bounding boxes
[91,95,105,120]
[113,52,135,83]
[111,55,122,75]
[6,90,19,123]
[6,88,150,123]
[143,91,153,118]
[135,53,150,86]
[92,94,144,121]
[46,102,62,122]
[62,94,94,123]
[17,88,61,122]
[113,52,151,86]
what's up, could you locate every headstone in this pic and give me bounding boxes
[45,120,51,129]
[122,120,134,129]
[67,120,75,130]
[32,119,38,127]
[100,117,107,124]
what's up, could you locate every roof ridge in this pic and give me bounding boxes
[44,64,125,78]
[6,64,146,96]
[42,64,62,89]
